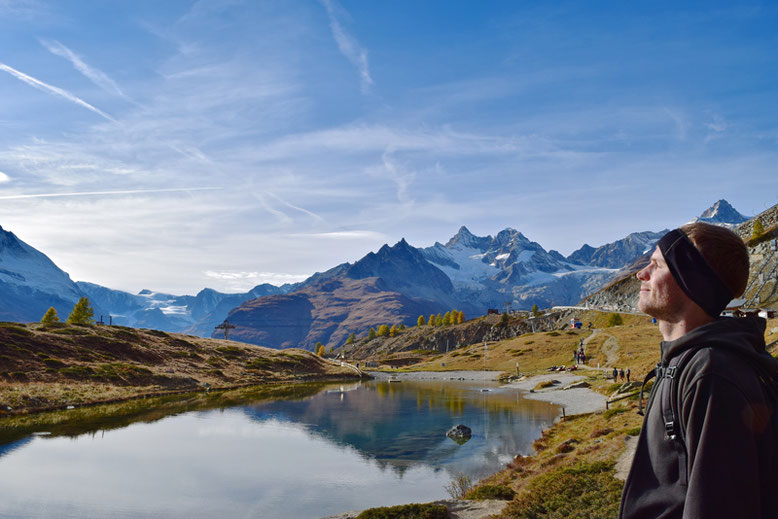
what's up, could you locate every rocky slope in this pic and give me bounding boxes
[582,201,778,311]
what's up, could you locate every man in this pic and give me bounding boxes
[620,222,777,519]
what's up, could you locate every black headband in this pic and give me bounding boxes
[657,229,733,317]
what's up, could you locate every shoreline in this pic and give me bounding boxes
[369,370,608,416]
[322,370,610,519]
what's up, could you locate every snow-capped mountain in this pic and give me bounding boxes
[0,198,754,345]
[421,226,618,311]
[567,230,668,268]
[77,282,290,334]
[0,225,105,322]
[691,199,750,226]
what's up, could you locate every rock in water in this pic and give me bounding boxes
[446,424,472,445]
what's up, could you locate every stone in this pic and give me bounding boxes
[447,424,472,445]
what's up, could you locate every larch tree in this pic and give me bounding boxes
[67,297,94,325]
[41,307,59,326]
[417,315,426,326]
[389,324,397,337]
[368,327,377,340]
[377,324,390,337]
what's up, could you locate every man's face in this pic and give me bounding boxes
[636,247,689,320]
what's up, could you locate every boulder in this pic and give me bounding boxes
[446,424,472,445]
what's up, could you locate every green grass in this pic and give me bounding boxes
[466,484,516,500]
[356,503,448,519]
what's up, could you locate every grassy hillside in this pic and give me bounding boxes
[0,321,358,414]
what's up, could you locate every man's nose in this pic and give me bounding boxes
[636,266,649,281]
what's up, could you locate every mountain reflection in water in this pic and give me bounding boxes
[0,378,560,519]
[241,379,558,478]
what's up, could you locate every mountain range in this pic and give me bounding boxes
[0,199,751,350]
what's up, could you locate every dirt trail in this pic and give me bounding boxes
[579,329,620,367]
[601,335,621,366]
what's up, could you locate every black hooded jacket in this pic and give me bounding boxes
[620,317,778,519]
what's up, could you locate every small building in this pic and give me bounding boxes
[487,308,500,315]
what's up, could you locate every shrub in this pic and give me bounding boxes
[60,365,95,377]
[216,346,243,357]
[43,358,65,368]
[502,461,622,519]
[607,313,623,327]
[444,471,472,499]
[356,503,448,519]
[466,484,516,500]
[626,427,642,436]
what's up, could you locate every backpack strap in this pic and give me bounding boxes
[637,365,659,416]
[660,348,699,486]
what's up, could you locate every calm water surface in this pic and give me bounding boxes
[0,379,560,519]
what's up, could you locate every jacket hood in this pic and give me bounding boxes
[660,316,777,373]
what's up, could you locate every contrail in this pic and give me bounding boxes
[320,0,373,94]
[39,39,131,101]
[0,62,115,121]
[0,187,221,200]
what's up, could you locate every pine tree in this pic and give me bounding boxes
[428,314,436,327]
[368,327,377,340]
[442,311,451,325]
[377,324,390,337]
[346,333,355,344]
[67,297,94,325]
[435,314,443,326]
[531,304,539,316]
[417,315,426,326]
[389,324,397,337]
[41,307,59,326]
[398,323,405,331]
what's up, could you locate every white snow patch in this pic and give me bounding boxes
[495,253,510,261]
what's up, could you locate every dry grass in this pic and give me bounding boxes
[0,322,359,414]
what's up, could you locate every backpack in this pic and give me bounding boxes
[638,344,778,485]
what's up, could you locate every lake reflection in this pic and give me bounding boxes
[0,379,560,519]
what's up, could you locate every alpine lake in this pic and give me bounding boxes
[0,375,561,519]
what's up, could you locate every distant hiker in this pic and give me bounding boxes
[588,321,593,329]
[618,368,625,381]
[625,368,630,383]
[612,367,618,380]
[620,223,778,519]
[580,352,585,365]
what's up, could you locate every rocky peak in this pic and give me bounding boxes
[696,199,750,225]
[445,226,492,250]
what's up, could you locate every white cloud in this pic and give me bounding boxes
[0,62,116,121]
[0,171,9,183]
[0,187,221,200]
[291,230,388,240]
[320,0,373,94]
[39,39,133,102]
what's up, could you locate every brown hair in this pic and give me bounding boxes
[680,222,750,297]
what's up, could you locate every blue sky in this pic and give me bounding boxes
[0,0,776,294]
